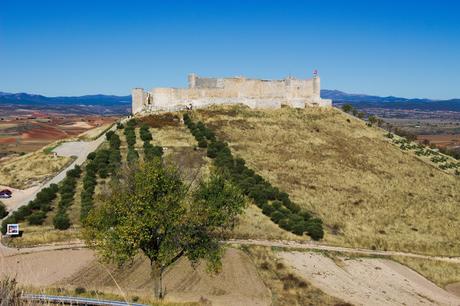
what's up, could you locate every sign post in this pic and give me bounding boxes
[6,224,19,236]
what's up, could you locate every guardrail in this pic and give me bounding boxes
[21,294,148,306]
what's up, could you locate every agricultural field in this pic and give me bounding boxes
[0,114,118,160]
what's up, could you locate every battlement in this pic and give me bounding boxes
[132,73,331,114]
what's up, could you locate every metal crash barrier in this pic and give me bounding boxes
[21,294,148,306]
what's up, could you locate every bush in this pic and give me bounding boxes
[87,152,96,160]
[116,122,124,129]
[75,287,86,295]
[197,139,208,148]
[0,202,8,219]
[27,211,47,225]
[291,221,308,236]
[270,211,285,223]
[261,203,274,216]
[53,212,71,230]
[342,104,353,113]
[305,218,324,240]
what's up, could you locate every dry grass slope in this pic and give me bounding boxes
[0,148,72,189]
[194,105,460,256]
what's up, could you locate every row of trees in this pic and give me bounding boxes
[183,113,324,240]
[52,165,82,230]
[124,119,139,163]
[342,103,460,162]
[81,130,122,221]
[140,123,164,160]
[1,183,60,233]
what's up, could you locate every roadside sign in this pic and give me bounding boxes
[6,224,19,236]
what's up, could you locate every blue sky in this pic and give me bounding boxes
[1,0,459,99]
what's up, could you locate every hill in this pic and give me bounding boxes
[322,89,460,112]
[192,105,460,256]
[0,92,131,115]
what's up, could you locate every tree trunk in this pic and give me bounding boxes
[151,263,164,299]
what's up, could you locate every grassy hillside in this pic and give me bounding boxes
[193,105,460,256]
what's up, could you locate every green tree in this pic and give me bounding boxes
[341,104,353,113]
[368,115,378,126]
[83,159,246,299]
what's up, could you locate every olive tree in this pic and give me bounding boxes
[83,159,245,299]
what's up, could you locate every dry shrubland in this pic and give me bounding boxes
[0,149,72,189]
[194,105,460,256]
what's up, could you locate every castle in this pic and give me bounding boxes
[132,73,331,114]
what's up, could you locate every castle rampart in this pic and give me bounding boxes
[132,73,331,114]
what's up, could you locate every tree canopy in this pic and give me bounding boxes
[83,158,246,298]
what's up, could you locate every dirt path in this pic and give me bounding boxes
[2,238,459,263]
[279,251,460,306]
[226,239,460,264]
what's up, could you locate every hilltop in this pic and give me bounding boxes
[192,105,460,256]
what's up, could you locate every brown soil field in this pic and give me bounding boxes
[0,115,118,158]
[193,105,460,256]
[417,133,460,148]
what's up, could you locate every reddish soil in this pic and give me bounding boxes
[0,115,119,157]
[140,113,181,128]
[0,137,16,144]
[417,134,460,148]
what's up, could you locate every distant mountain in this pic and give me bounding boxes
[322,89,460,112]
[0,92,131,115]
[2,90,460,115]
[0,92,131,105]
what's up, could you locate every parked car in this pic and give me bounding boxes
[0,189,12,199]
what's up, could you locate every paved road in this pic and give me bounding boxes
[2,126,114,220]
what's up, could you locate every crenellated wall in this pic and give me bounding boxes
[132,74,331,114]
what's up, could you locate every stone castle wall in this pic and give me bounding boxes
[132,73,331,114]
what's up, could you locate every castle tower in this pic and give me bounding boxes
[131,88,145,115]
[188,73,197,89]
[313,75,321,98]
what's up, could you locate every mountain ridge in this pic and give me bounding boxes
[1,90,459,112]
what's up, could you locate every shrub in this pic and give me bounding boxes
[87,152,96,160]
[27,211,47,225]
[291,221,308,236]
[75,287,86,295]
[53,213,71,230]
[278,218,292,231]
[305,218,324,240]
[261,203,274,215]
[342,104,353,113]
[0,277,22,306]
[270,211,285,223]
[197,139,208,148]
[116,122,124,129]
[0,202,7,219]
[105,130,115,140]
